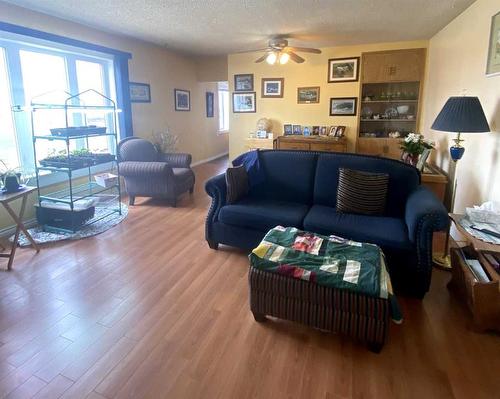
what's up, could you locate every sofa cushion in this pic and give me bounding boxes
[303,205,413,250]
[313,153,420,218]
[219,198,309,232]
[336,168,389,215]
[247,151,317,205]
[225,165,249,204]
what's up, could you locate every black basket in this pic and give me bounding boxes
[35,205,95,231]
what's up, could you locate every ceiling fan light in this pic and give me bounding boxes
[266,52,277,65]
[279,52,290,64]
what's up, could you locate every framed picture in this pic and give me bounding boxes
[312,126,320,135]
[328,57,360,83]
[330,97,358,116]
[335,126,346,137]
[232,92,256,113]
[320,126,328,136]
[206,92,214,117]
[261,78,284,98]
[174,89,190,111]
[303,126,311,136]
[292,125,302,135]
[234,74,254,91]
[284,124,293,135]
[129,82,151,103]
[329,126,338,136]
[486,11,500,76]
[297,87,320,104]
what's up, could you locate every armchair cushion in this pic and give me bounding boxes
[225,165,249,204]
[405,186,449,243]
[119,138,158,162]
[159,153,192,168]
[119,161,171,177]
[219,198,309,232]
[303,205,413,250]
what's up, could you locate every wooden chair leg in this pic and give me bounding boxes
[189,186,194,194]
[129,196,135,206]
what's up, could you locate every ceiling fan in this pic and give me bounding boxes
[237,38,322,65]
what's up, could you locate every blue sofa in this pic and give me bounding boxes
[205,150,448,297]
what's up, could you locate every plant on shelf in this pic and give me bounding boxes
[0,160,22,192]
[152,127,179,153]
[400,133,435,166]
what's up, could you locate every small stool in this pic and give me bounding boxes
[249,266,390,352]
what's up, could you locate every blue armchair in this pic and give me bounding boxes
[205,150,448,298]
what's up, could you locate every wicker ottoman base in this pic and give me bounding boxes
[249,267,390,352]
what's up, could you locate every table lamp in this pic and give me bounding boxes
[431,96,490,269]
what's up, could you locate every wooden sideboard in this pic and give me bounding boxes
[275,136,347,152]
[245,138,275,151]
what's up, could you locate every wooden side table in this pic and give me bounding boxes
[0,186,40,270]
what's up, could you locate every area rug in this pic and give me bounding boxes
[11,204,128,247]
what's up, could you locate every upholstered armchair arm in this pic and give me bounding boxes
[159,153,192,168]
[119,161,173,177]
[405,186,449,243]
[205,173,227,219]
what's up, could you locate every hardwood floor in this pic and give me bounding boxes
[0,156,499,399]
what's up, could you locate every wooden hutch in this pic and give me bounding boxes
[356,48,426,159]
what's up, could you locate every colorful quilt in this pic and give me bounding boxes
[249,226,402,323]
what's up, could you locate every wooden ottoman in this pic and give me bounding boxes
[248,226,400,353]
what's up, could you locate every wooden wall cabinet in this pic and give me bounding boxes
[357,48,426,160]
[362,48,425,83]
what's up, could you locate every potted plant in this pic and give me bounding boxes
[152,127,179,153]
[400,133,435,167]
[0,160,21,193]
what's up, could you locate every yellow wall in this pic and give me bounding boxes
[423,0,500,213]
[195,56,228,82]
[0,2,228,231]
[227,40,428,160]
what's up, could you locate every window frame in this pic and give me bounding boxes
[0,32,118,187]
[217,81,229,134]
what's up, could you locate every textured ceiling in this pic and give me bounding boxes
[4,0,475,56]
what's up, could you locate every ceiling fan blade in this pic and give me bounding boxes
[286,46,322,54]
[255,53,269,63]
[288,52,305,63]
[234,48,270,54]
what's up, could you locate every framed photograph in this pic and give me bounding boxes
[330,97,358,116]
[486,11,500,76]
[329,126,338,136]
[320,126,328,136]
[312,126,320,135]
[292,125,302,135]
[232,92,256,113]
[261,78,284,98]
[297,87,320,104]
[335,126,346,137]
[234,74,254,91]
[206,92,214,117]
[328,57,360,83]
[284,124,293,135]
[174,89,190,111]
[303,126,311,136]
[129,82,151,103]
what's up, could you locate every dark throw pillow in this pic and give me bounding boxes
[336,168,389,215]
[226,165,249,204]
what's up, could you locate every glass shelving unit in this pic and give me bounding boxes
[28,89,122,233]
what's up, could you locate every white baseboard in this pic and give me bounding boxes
[0,218,37,238]
[191,151,229,167]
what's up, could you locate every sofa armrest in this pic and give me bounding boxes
[405,186,449,243]
[159,153,192,168]
[119,161,172,177]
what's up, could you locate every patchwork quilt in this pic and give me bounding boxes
[249,226,403,323]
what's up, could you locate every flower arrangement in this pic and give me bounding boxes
[400,133,435,155]
[152,127,179,153]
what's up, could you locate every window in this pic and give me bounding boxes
[0,48,19,168]
[218,81,229,132]
[0,32,116,176]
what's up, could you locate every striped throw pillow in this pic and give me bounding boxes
[336,168,389,215]
[226,165,249,204]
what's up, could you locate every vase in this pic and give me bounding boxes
[401,152,419,166]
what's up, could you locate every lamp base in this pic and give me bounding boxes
[433,252,452,271]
